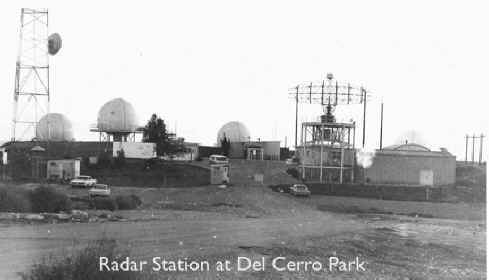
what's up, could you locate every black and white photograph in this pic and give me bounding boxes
[0,1,487,279]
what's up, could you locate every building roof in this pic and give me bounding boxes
[383,143,431,152]
[378,142,454,158]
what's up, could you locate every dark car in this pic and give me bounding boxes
[269,184,291,193]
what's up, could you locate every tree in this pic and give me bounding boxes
[220,135,231,157]
[143,114,189,156]
[143,114,168,156]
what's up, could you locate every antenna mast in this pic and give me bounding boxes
[12,8,51,141]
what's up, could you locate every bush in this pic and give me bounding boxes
[286,168,300,179]
[20,238,156,280]
[0,187,31,212]
[90,197,118,211]
[30,186,72,213]
[115,195,142,210]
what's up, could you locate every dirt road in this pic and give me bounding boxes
[1,209,485,279]
[0,212,363,279]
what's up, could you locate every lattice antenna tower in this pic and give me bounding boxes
[12,8,51,141]
[289,73,373,148]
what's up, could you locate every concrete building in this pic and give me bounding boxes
[46,159,80,181]
[364,143,456,186]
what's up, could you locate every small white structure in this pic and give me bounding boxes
[46,159,80,181]
[113,142,156,159]
[0,147,7,165]
[210,164,229,185]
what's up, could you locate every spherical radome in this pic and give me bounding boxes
[97,98,138,133]
[36,113,73,141]
[217,121,250,143]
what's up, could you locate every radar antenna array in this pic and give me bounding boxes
[289,74,373,148]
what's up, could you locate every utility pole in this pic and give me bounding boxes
[472,134,475,163]
[379,100,384,150]
[294,86,299,149]
[480,134,484,164]
[362,87,367,148]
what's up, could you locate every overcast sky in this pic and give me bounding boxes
[1,0,488,161]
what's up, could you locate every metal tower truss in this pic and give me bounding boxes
[12,8,50,141]
[289,74,373,148]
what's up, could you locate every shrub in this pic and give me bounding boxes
[89,197,118,211]
[286,168,300,179]
[20,238,156,280]
[0,187,31,212]
[115,195,142,210]
[30,186,72,213]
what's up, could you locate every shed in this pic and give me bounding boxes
[46,159,81,181]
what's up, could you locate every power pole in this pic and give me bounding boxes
[294,86,299,149]
[362,87,367,148]
[379,100,384,150]
[479,134,484,164]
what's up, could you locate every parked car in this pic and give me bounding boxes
[286,157,300,165]
[209,154,229,165]
[88,184,111,198]
[290,184,311,197]
[70,175,97,188]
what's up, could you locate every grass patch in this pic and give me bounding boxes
[89,197,118,211]
[115,195,142,210]
[19,239,156,280]
[0,185,71,213]
[30,186,72,213]
[0,186,32,212]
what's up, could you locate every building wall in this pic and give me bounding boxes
[229,141,280,160]
[46,159,80,180]
[365,152,456,186]
[113,142,156,159]
[198,146,222,158]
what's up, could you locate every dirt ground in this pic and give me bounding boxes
[0,183,486,279]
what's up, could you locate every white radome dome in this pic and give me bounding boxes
[36,113,73,141]
[217,121,250,143]
[97,98,138,132]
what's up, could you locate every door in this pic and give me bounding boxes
[419,170,434,186]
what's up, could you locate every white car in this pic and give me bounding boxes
[70,175,97,188]
[88,184,111,197]
[290,184,311,197]
[209,154,229,165]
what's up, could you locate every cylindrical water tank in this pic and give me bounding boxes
[97,98,138,133]
[36,113,73,141]
[217,121,250,144]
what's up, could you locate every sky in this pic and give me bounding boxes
[0,0,488,161]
